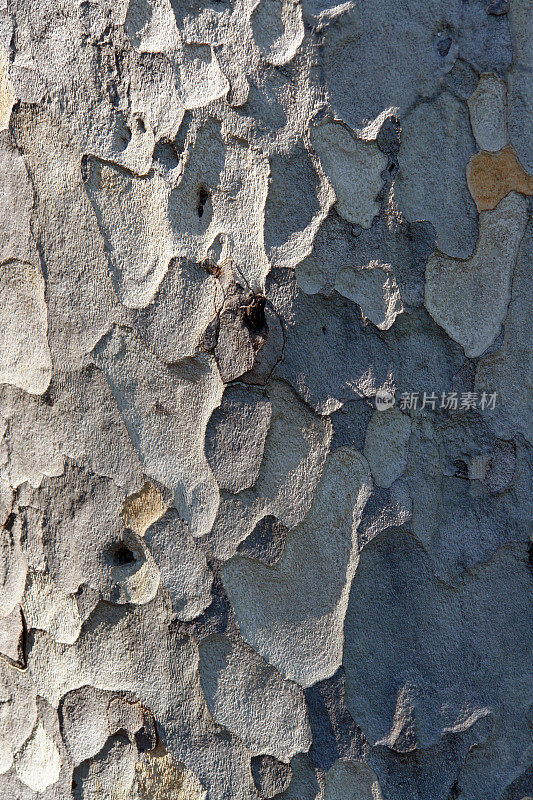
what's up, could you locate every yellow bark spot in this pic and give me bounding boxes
[121,481,167,536]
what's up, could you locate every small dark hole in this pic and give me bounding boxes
[242,295,267,332]
[113,545,135,566]
[136,118,146,133]
[197,185,209,218]
[322,325,327,334]
[4,513,16,532]
[135,721,157,752]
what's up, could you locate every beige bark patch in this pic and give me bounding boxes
[121,481,168,537]
[467,145,533,211]
[136,751,206,800]
[0,47,14,132]
[14,722,61,793]
[0,259,52,395]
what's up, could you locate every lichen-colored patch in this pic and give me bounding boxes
[136,752,206,800]
[0,47,14,131]
[467,145,533,211]
[121,481,168,536]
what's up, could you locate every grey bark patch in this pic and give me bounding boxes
[484,440,516,494]
[205,386,272,494]
[236,515,289,565]
[395,92,478,260]
[251,755,292,798]
[222,449,372,687]
[268,269,392,414]
[304,668,368,772]
[344,531,532,798]
[198,634,311,761]
[72,733,137,800]
[357,481,412,548]
[1,0,530,794]
[144,510,213,621]
[214,311,256,383]
[330,400,373,454]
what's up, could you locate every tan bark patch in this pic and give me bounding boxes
[0,47,14,131]
[467,145,533,211]
[121,481,168,536]
[136,751,206,800]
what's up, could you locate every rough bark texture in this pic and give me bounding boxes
[0,1,531,798]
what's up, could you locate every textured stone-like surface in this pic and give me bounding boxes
[475,218,533,442]
[277,753,322,800]
[131,257,224,362]
[92,326,223,537]
[334,263,403,331]
[204,379,331,559]
[251,755,292,798]
[222,449,372,686]
[23,571,82,645]
[144,510,213,621]
[14,721,61,793]
[0,259,51,395]
[268,270,392,414]
[60,686,118,767]
[507,0,533,172]
[425,192,528,357]
[0,515,26,618]
[199,634,311,760]
[395,92,478,259]
[136,750,207,800]
[324,759,382,800]
[363,408,411,489]
[310,122,387,228]
[0,1,530,798]
[344,532,531,799]
[468,74,507,152]
[72,733,137,800]
[205,386,272,494]
[121,481,168,537]
[0,48,14,131]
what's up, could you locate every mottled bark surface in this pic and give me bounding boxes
[0,1,531,798]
